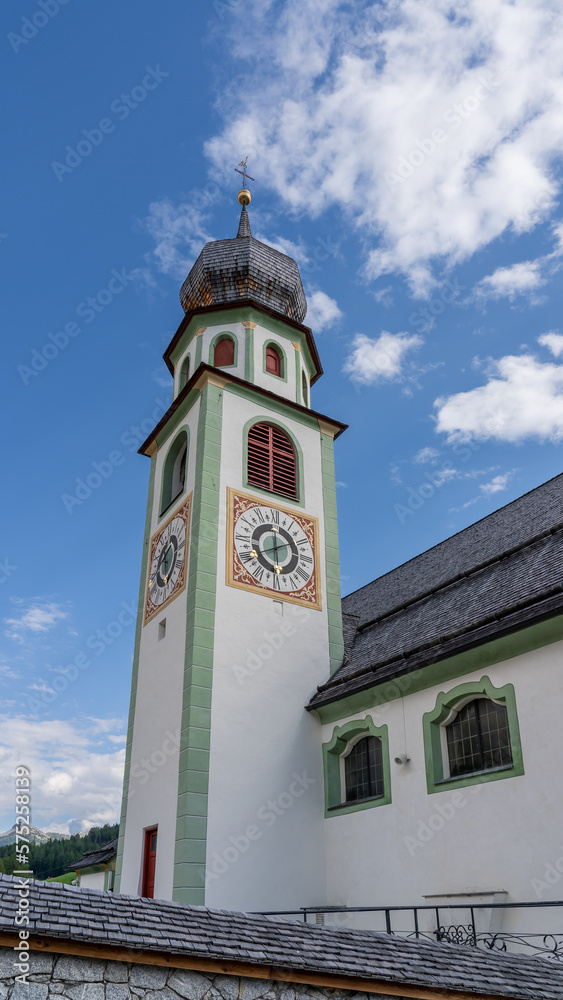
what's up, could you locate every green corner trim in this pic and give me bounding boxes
[208,331,239,369]
[262,340,288,383]
[422,675,524,795]
[313,614,563,724]
[195,333,204,369]
[114,454,157,893]
[172,382,223,904]
[323,717,391,816]
[241,413,306,508]
[245,327,255,382]
[320,433,344,673]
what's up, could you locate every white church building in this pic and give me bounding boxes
[113,188,563,954]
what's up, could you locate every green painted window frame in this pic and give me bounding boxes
[159,427,189,517]
[242,414,305,508]
[179,353,191,391]
[423,676,524,795]
[262,340,288,383]
[323,717,391,817]
[302,368,309,406]
[209,331,238,370]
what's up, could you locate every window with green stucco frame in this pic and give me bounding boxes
[323,717,391,817]
[423,675,524,795]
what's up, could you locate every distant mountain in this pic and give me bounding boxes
[0,825,70,847]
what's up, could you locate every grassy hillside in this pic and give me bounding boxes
[0,823,118,881]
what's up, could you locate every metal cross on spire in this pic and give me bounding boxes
[235,156,255,190]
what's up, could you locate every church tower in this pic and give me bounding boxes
[114,185,346,909]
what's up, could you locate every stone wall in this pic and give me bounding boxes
[0,948,402,1000]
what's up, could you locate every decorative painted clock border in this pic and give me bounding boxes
[143,493,193,625]
[226,487,322,610]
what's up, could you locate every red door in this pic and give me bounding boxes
[142,827,157,898]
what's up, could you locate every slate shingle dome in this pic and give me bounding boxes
[179,206,307,323]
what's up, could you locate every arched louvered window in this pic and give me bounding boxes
[302,370,308,405]
[247,422,297,500]
[161,431,188,514]
[446,698,513,778]
[214,336,235,368]
[183,356,190,384]
[265,344,282,377]
[344,736,384,803]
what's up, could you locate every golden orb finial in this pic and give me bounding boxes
[235,157,255,208]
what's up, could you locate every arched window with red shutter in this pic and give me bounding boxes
[247,422,297,500]
[213,336,235,368]
[265,343,282,377]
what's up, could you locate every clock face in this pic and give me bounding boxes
[227,489,321,609]
[144,495,192,625]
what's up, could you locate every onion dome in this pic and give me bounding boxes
[179,201,307,323]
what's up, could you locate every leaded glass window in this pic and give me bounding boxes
[446,698,512,778]
[344,735,384,802]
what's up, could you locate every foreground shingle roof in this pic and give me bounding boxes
[309,474,563,709]
[1,875,563,999]
[64,837,118,873]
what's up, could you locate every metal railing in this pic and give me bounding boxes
[257,900,563,960]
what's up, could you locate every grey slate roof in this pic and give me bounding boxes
[64,837,118,873]
[179,207,307,322]
[1,875,562,999]
[310,474,563,709]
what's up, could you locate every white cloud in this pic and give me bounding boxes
[435,340,563,443]
[0,716,125,835]
[4,602,68,643]
[139,199,213,280]
[480,471,515,495]
[475,260,546,301]
[205,0,563,293]
[538,331,563,357]
[305,289,342,331]
[413,446,440,464]
[255,232,309,267]
[343,331,423,385]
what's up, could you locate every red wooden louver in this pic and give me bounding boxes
[265,344,281,376]
[247,422,297,499]
[214,337,235,367]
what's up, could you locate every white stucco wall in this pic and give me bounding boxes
[119,402,201,900]
[173,319,309,407]
[79,871,106,890]
[321,638,563,932]
[204,389,329,911]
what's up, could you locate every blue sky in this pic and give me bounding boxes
[2,0,563,834]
